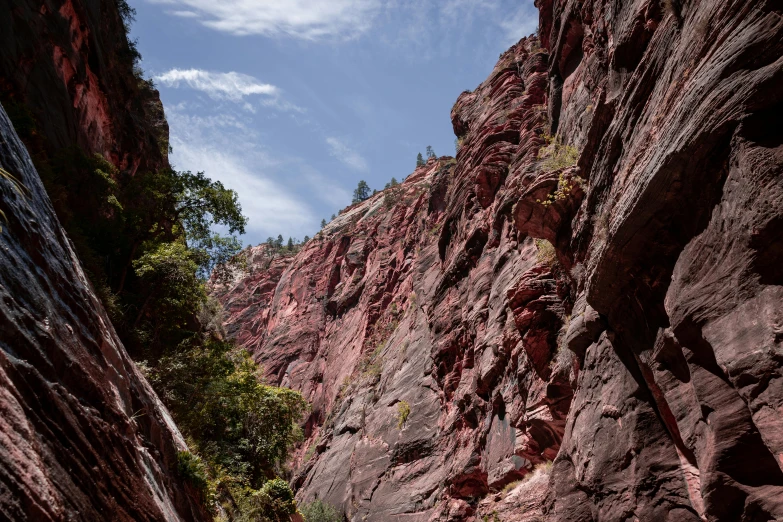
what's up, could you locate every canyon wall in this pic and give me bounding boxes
[215,0,783,521]
[0,0,168,174]
[0,1,208,520]
[0,105,203,520]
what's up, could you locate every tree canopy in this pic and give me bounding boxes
[352,180,371,204]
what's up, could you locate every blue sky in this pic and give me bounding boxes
[130,0,538,245]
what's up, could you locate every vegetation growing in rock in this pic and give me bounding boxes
[426,145,436,159]
[300,499,342,522]
[537,134,579,171]
[534,239,557,267]
[416,152,425,167]
[148,339,307,518]
[397,400,411,428]
[536,172,586,207]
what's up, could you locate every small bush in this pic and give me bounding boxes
[177,451,212,501]
[537,134,579,171]
[397,401,411,429]
[234,478,297,522]
[536,172,586,207]
[534,239,557,267]
[300,499,342,522]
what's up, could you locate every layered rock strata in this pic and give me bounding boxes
[216,0,783,520]
[0,105,203,520]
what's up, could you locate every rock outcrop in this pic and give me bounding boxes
[0,104,203,520]
[216,0,783,521]
[0,0,169,174]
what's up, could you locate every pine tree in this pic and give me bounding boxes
[426,145,435,159]
[275,235,284,249]
[266,237,275,248]
[352,180,371,204]
[416,152,425,167]
[320,219,327,229]
[390,177,398,187]
[303,235,310,243]
[331,214,336,220]
[287,237,294,250]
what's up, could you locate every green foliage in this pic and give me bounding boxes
[233,479,298,522]
[300,499,342,522]
[287,237,294,250]
[535,172,586,207]
[148,339,308,484]
[358,342,384,382]
[352,180,371,204]
[537,134,579,171]
[132,239,207,335]
[117,0,137,30]
[331,214,336,220]
[416,152,425,167]
[426,145,436,159]
[534,239,557,267]
[383,184,402,209]
[320,219,327,229]
[177,451,212,501]
[397,401,411,429]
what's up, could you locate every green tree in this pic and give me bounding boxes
[275,234,284,249]
[426,145,435,159]
[303,235,310,243]
[352,180,371,204]
[320,219,327,229]
[287,237,294,250]
[416,152,425,167]
[148,339,308,485]
[331,214,336,220]
[132,240,206,337]
[267,237,276,248]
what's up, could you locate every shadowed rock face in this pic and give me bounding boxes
[0,0,168,174]
[0,106,203,520]
[217,0,783,521]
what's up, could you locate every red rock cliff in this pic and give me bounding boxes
[0,103,203,520]
[215,1,783,521]
[0,0,169,174]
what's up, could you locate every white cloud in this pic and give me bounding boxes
[166,107,314,242]
[326,137,368,172]
[155,69,279,101]
[499,2,539,45]
[148,0,381,39]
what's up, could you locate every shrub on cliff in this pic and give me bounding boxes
[234,478,298,522]
[300,499,342,522]
[148,339,307,485]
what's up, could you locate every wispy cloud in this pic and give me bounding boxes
[166,106,315,241]
[148,0,381,40]
[155,69,278,101]
[499,2,539,45]
[325,137,368,172]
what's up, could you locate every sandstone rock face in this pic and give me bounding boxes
[0,106,203,520]
[0,0,169,174]
[216,40,575,521]
[218,1,783,520]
